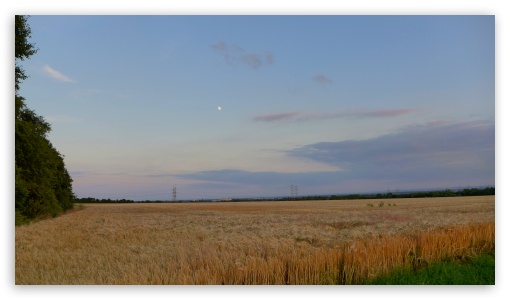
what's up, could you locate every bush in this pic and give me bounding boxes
[15,210,31,226]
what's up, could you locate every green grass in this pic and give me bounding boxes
[368,253,495,285]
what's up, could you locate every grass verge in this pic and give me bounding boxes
[368,252,495,285]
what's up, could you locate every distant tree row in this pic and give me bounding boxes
[231,187,495,202]
[77,187,495,204]
[75,197,135,203]
[302,187,495,201]
[15,16,75,224]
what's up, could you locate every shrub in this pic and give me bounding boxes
[15,210,31,226]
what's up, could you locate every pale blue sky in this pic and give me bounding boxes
[18,15,495,200]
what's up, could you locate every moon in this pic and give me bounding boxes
[217,106,222,111]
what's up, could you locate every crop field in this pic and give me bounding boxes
[15,196,495,284]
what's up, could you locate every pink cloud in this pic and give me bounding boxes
[253,111,302,122]
[363,109,415,118]
[253,109,415,123]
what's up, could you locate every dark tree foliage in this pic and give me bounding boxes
[75,197,135,203]
[15,15,75,224]
[15,15,37,94]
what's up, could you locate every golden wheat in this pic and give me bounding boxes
[15,196,495,284]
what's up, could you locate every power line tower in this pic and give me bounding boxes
[172,186,177,201]
[291,184,298,198]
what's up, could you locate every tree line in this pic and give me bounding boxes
[321,187,495,200]
[232,187,495,202]
[15,16,75,224]
[75,197,135,203]
[74,187,494,204]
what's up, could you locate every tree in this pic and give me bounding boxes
[15,15,75,223]
[15,15,37,95]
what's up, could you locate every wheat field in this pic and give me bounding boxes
[15,196,495,284]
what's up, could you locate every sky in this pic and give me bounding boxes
[15,15,495,200]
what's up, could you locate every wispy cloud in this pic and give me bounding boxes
[295,109,416,122]
[253,109,415,122]
[211,39,274,69]
[42,64,75,83]
[362,109,414,118]
[253,111,301,122]
[313,74,332,84]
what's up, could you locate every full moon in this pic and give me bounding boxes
[217,106,222,111]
